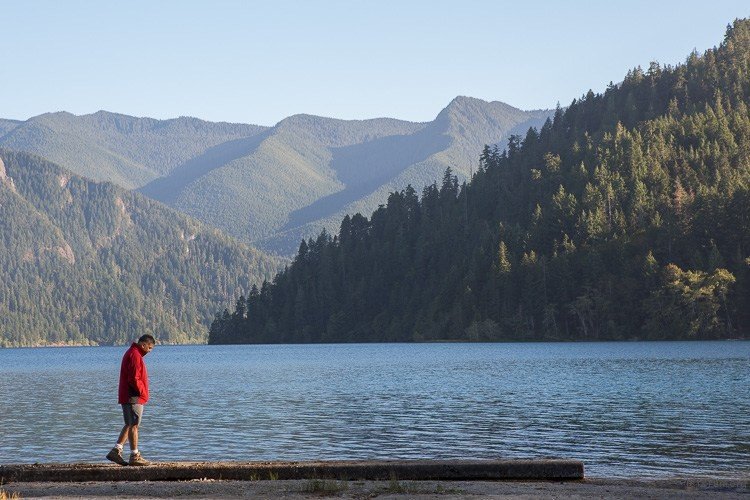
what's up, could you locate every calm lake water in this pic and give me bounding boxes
[0,341,748,477]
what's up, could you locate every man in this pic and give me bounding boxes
[106,334,155,466]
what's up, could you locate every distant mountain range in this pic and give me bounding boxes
[0,112,265,189]
[1,98,552,254]
[0,149,283,347]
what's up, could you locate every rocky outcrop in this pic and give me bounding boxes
[0,156,17,192]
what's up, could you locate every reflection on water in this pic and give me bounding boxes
[1,341,748,477]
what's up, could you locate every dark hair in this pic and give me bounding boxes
[138,334,156,345]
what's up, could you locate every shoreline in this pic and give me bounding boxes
[3,338,749,349]
[2,462,747,499]
[3,477,748,499]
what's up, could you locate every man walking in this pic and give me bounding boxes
[106,334,155,466]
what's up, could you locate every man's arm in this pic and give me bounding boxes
[127,353,147,398]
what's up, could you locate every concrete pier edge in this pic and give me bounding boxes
[0,459,584,483]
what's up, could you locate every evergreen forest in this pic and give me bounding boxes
[210,20,750,344]
[0,150,282,346]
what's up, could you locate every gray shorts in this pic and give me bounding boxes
[121,403,144,427]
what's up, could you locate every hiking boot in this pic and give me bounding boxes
[106,447,128,466]
[129,451,151,466]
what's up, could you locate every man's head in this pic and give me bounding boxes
[137,334,156,354]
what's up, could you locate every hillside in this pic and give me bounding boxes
[210,19,750,344]
[142,97,550,253]
[259,98,550,252]
[0,112,267,189]
[0,100,550,256]
[146,115,424,249]
[0,149,283,347]
[0,118,20,136]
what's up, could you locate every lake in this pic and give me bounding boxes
[0,341,748,477]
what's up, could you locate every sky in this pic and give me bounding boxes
[3,1,749,126]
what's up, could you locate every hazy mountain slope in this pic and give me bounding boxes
[2,99,552,255]
[152,115,425,245]
[260,97,551,251]
[0,119,20,136]
[146,98,552,254]
[0,111,266,189]
[137,133,269,204]
[0,149,283,347]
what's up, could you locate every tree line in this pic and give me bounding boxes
[210,20,750,344]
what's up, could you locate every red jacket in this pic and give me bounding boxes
[118,343,149,404]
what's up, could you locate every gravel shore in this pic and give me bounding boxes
[3,477,749,499]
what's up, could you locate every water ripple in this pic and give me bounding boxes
[0,341,748,477]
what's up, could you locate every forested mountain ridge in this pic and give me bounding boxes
[0,118,20,136]
[0,111,267,189]
[0,100,550,256]
[0,149,283,347]
[257,97,551,253]
[142,97,550,254]
[144,114,425,249]
[210,19,750,344]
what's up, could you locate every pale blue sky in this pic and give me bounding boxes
[3,1,748,126]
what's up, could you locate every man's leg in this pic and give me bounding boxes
[128,424,138,451]
[126,404,149,465]
[106,421,131,465]
[117,425,130,446]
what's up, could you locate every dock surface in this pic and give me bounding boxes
[0,459,583,483]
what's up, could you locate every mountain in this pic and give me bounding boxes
[141,97,550,253]
[0,111,267,189]
[141,114,425,250]
[258,97,551,252]
[1,100,551,255]
[0,118,20,136]
[209,19,750,344]
[0,149,283,347]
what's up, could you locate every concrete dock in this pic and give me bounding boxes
[0,459,584,483]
